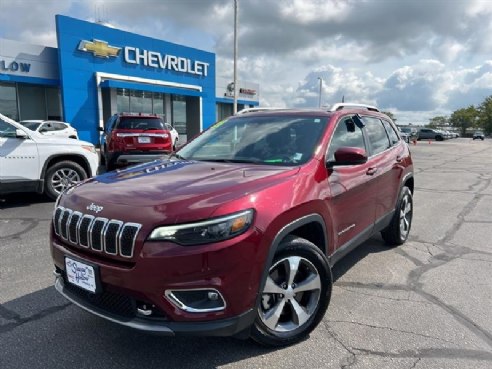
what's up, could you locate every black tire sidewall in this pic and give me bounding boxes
[44,161,87,200]
[251,236,332,347]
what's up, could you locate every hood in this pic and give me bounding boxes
[62,159,299,223]
[30,131,93,146]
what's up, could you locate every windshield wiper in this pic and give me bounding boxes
[169,153,186,160]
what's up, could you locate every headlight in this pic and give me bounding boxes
[148,209,254,245]
[81,145,97,154]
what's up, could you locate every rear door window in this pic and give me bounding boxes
[381,119,399,146]
[362,116,391,155]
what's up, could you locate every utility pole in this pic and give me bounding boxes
[233,0,238,114]
[317,77,323,108]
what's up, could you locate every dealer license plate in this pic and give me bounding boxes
[65,257,97,293]
[138,136,151,143]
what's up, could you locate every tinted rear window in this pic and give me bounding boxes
[116,117,164,130]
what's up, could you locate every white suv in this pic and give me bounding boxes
[0,113,99,200]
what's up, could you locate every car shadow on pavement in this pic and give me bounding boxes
[0,193,53,209]
[1,286,273,369]
[331,235,389,282]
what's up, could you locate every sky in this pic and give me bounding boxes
[1,0,492,125]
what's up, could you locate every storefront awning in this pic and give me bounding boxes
[100,79,203,97]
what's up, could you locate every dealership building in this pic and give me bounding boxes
[0,15,259,144]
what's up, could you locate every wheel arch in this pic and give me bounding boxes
[254,214,329,308]
[41,154,92,181]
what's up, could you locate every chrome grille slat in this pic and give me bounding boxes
[120,223,142,258]
[90,218,108,252]
[68,212,82,244]
[104,220,123,255]
[53,207,64,236]
[52,206,141,258]
[60,209,72,240]
[78,215,95,248]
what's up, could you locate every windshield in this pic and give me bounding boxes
[20,121,41,131]
[178,114,328,166]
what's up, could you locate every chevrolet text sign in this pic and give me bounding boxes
[124,47,209,77]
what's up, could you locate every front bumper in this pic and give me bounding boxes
[55,277,255,336]
[50,224,267,335]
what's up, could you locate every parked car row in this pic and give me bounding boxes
[417,128,459,141]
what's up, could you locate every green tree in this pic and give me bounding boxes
[449,106,478,136]
[477,96,492,135]
[382,111,396,122]
[428,116,448,128]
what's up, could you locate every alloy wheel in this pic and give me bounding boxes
[50,168,82,194]
[259,256,321,333]
[399,193,412,238]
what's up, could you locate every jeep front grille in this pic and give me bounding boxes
[53,206,142,258]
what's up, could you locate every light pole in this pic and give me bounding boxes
[233,0,238,114]
[317,77,323,108]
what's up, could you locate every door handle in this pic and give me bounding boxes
[366,167,378,176]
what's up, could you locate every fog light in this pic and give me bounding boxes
[165,289,226,313]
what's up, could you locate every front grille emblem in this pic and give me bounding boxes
[87,203,104,213]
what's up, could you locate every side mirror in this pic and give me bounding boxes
[328,147,368,167]
[98,126,104,132]
[39,128,48,133]
[15,129,29,139]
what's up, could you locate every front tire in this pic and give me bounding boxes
[381,186,413,246]
[250,236,332,347]
[44,161,87,200]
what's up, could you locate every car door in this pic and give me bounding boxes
[0,118,40,185]
[325,116,379,249]
[361,116,405,223]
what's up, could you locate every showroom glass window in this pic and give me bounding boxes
[172,95,187,135]
[0,83,18,121]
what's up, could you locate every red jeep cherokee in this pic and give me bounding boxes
[51,104,414,346]
[100,113,172,171]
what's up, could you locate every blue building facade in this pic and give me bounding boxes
[0,15,259,144]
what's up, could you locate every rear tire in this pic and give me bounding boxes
[250,236,332,347]
[381,186,413,246]
[44,161,87,200]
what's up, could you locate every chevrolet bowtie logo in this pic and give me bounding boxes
[78,39,121,58]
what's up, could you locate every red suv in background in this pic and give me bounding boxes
[100,113,172,171]
[51,104,414,347]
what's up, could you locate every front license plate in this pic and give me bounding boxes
[65,257,98,293]
[138,136,151,143]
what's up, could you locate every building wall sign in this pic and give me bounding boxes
[239,88,256,96]
[124,47,209,77]
[78,39,121,58]
[0,60,31,73]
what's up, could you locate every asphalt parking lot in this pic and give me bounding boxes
[1,138,491,369]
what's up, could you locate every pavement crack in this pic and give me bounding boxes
[335,286,433,306]
[352,347,492,361]
[410,357,421,369]
[328,320,456,345]
[322,321,357,368]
